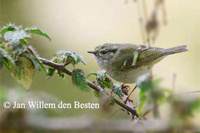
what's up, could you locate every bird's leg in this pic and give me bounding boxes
[124,85,137,104]
[121,84,134,104]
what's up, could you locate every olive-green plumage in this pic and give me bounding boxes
[88,43,187,83]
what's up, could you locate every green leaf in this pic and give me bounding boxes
[47,67,56,77]
[137,76,171,115]
[11,56,35,89]
[112,83,124,97]
[20,38,29,45]
[2,26,30,45]
[0,24,50,46]
[137,89,147,115]
[96,70,107,80]
[0,48,15,63]
[136,73,153,91]
[0,23,17,35]
[53,50,86,65]
[0,47,15,69]
[72,69,88,91]
[88,71,113,89]
[26,46,46,72]
[95,70,113,89]
[25,27,51,40]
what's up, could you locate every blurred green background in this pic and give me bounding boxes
[0,0,199,118]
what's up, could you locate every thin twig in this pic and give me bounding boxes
[39,57,72,75]
[125,85,137,104]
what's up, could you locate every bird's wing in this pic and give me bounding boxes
[137,47,164,64]
[111,45,164,71]
[111,45,141,70]
[130,46,165,69]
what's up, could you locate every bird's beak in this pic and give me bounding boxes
[87,51,97,55]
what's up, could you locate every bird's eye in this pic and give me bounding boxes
[100,50,107,54]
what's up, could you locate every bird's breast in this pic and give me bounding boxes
[106,66,150,83]
[96,58,150,83]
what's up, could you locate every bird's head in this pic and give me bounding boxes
[88,43,119,63]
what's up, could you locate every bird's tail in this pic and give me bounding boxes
[163,45,188,56]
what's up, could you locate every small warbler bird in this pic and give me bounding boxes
[88,43,187,83]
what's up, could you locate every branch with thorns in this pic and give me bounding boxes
[39,57,139,118]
